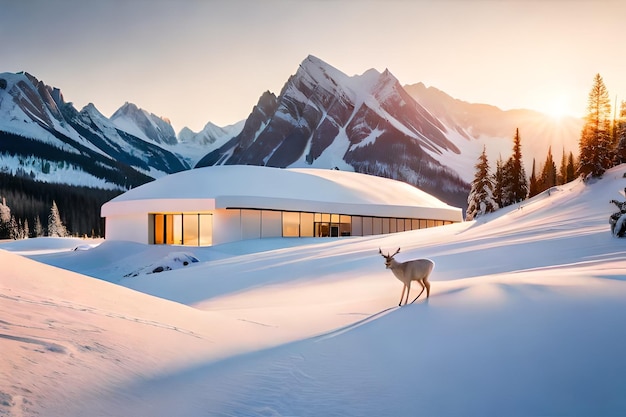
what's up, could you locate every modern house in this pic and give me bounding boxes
[101,165,463,246]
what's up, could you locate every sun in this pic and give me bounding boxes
[544,96,571,120]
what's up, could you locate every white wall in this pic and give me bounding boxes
[105,214,149,244]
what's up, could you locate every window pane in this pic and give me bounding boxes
[172,214,183,245]
[340,215,352,237]
[261,210,281,237]
[412,219,420,230]
[283,211,300,237]
[300,212,314,237]
[183,214,199,246]
[389,218,397,233]
[242,209,261,239]
[199,214,213,246]
[316,223,330,237]
[420,219,427,229]
[165,214,175,244]
[154,214,164,244]
[363,217,373,235]
[382,218,390,234]
[373,217,382,235]
[351,216,362,236]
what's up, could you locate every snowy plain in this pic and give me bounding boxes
[1,166,626,416]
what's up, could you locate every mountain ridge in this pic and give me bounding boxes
[1,58,584,214]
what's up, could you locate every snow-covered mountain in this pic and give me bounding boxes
[175,120,245,167]
[0,72,188,190]
[195,55,583,210]
[196,55,470,208]
[1,59,583,209]
[111,102,177,146]
[178,120,245,147]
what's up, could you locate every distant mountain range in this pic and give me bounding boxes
[0,56,583,211]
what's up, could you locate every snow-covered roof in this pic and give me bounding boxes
[101,165,462,221]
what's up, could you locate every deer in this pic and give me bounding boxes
[379,248,434,306]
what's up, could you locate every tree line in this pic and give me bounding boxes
[467,73,626,221]
[0,172,122,239]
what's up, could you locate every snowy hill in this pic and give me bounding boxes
[2,165,625,416]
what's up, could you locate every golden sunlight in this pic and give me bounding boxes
[544,96,571,120]
[543,95,577,121]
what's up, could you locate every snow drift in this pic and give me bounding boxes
[1,165,626,416]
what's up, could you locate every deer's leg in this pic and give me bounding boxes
[398,284,406,306]
[410,289,425,303]
[425,279,431,298]
[404,282,411,305]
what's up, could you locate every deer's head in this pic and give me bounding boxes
[379,247,401,269]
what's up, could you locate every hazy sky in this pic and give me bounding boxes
[2,0,625,133]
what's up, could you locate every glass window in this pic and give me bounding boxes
[316,222,330,237]
[389,218,397,233]
[261,210,281,237]
[427,219,436,228]
[373,217,382,235]
[183,214,199,246]
[172,214,183,244]
[363,217,373,235]
[351,216,362,236]
[154,214,165,244]
[339,215,351,237]
[382,218,390,234]
[199,214,212,246]
[396,218,405,232]
[412,219,420,230]
[241,209,261,239]
[300,212,314,237]
[283,211,300,237]
[420,219,427,229]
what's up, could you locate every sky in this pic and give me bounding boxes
[2,0,625,133]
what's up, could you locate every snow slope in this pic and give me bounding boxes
[2,166,626,416]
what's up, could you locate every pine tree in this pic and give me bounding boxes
[22,218,30,239]
[578,73,613,177]
[539,146,558,192]
[466,146,498,221]
[528,158,541,198]
[615,100,626,164]
[47,200,68,238]
[501,128,528,206]
[493,155,505,208]
[8,215,19,240]
[566,152,576,183]
[0,197,11,239]
[34,216,44,237]
[558,148,568,185]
